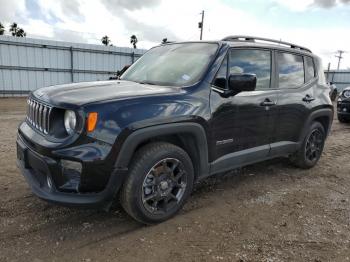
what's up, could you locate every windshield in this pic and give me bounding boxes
[121,43,218,86]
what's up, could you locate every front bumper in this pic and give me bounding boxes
[16,132,127,209]
[337,100,350,116]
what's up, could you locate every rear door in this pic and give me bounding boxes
[271,51,317,155]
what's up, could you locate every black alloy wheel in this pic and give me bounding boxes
[120,142,194,224]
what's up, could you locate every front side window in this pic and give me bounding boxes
[121,43,218,86]
[278,52,304,89]
[228,49,271,90]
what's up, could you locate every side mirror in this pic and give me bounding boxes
[228,73,257,93]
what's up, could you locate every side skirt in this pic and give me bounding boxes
[205,141,298,179]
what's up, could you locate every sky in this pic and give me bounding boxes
[0,0,349,69]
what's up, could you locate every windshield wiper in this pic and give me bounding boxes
[138,81,156,85]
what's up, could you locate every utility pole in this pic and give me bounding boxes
[199,10,204,40]
[335,50,345,70]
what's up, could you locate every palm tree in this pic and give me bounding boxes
[130,35,138,49]
[9,23,26,37]
[101,35,111,46]
[16,28,26,37]
[0,22,5,35]
[10,23,19,36]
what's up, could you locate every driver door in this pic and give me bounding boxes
[209,48,278,173]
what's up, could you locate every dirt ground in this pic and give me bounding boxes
[0,98,350,262]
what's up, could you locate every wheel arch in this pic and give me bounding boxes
[115,123,210,180]
[299,107,333,142]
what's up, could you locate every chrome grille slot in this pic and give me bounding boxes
[26,98,52,134]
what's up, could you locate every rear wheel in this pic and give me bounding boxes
[290,122,326,169]
[120,142,194,224]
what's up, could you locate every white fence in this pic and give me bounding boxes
[0,36,146,96]
[325,70,350,92]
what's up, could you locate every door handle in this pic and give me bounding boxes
[303,94,315,103]
[260,98,276,106]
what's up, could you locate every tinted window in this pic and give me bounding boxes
[213,56,228,89]
[278,53,304,89]
[305,56,315,82]
[229,49,271,90]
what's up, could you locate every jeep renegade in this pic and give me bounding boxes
[17,36,333,224]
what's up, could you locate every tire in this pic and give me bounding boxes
[120,142,194,224]
[338,115,350,123]
[290,122,326,169]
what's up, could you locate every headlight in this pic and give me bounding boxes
[343,90,350,98]
[64,110,77,135]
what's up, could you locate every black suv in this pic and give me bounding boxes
[337,87,350,123]
[17,36,333,224]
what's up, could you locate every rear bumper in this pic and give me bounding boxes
[16,134,127,209]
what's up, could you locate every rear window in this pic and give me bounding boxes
[304,56,316,82]
[278,52,304,89]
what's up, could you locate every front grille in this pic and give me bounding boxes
[26,98,52,134]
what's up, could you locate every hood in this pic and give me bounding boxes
[32,80,182,107]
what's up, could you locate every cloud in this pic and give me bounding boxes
[99,0,178,43]
[35,0,85,22]
[313,0,350,8]
[59,0,84,20]
[117,12,180,43]
[0,0,26,22]
[53,28,95,43]
[275,0,350,10]
[0,0,349,69]
[101,0,161,11]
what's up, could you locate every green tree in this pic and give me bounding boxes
[0,22,5,35]
[9,23,26,37]
[101,35,111,46]
[130,34,138,49]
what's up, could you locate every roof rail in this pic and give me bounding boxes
[222,35,312,53]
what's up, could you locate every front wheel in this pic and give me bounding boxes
[290,122,326,169]
[120,142,194,224]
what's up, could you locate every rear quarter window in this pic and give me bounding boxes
[304,56,316,82]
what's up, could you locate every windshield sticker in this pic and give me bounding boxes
[182,74,190,81]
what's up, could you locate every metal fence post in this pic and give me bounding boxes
[70,46,74,83]
[131,52,135,64]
